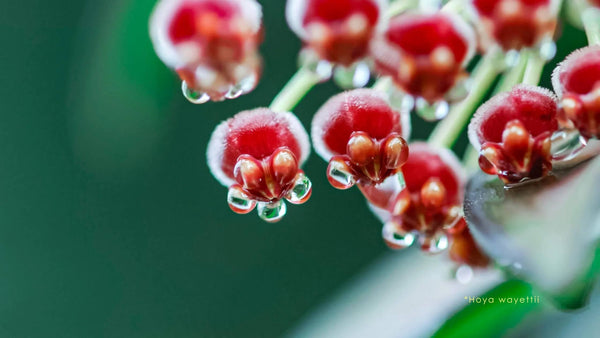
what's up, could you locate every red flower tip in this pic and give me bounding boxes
[370,11,476,103]
[150,0,263,103]
[384,143,466,253]
[471,0,558,51]
[552,45,600,139]
[312,89,410,188]
[448,220,491,268]
[207,109,311,222]
[287,0,386,66]
[469,85,559,184]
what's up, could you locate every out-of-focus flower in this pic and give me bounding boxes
[382,143,466,253]
[552,45,600,140]
[207,109,311,222]
[311,89,410,194]
[468,85,559,184]
[370,11,476,105]
[150,0,263,103]
[448,220,490,268]
[470,0,559,51]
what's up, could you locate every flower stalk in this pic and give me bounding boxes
[582,8,600,46]
[269,68,322,112]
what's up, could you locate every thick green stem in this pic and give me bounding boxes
[387,0,420,17]
[522,52,546,86]
[582,8,600,46]
[269,68,321,112]
[428,48,502,148]
[493,52,529,94]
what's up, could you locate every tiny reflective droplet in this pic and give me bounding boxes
[445,77,471,103]
[455,265,474,284]
[225,84,244,99]
[299,49,333,81]
[327,159,356,190]
[286,174,312,205]
[382,222,415,250]
[257,200,287,223]
[333,62,371,89]
[227,186,257,214]
[182,81,210,104]
[415,98,450,121]
[551,128,587,162]
[537,38,557,61]
[420,232,449,254]
[504,50,521,68]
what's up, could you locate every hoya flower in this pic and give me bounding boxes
[207,109,312,222]
[382,143,466,253]
[150,0,263,103]
[370,11,476,106]
[552,45,600,140]
[286,0,388,87]
[470,0,559,51]
[468,85,559,184]
[311,89,410,194]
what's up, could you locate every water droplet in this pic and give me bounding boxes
[537,38,557,61]
[420,232,449,254]
[415,98,450,121]
[257,200,287,223]
[227,186,257,214]
[238,73,257,93]
[333,62,371,89]
[299,49,332,81]
[388,89,415,115]
[224,84,244,100]
[551,128,587,162]
[286,174,312,204]
[182,82,210,104]
[455,265,474,284]
[504,50,521,68]
[382,222,415,250]
[327,159,356,190]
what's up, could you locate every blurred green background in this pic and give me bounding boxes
[1,0,593,336]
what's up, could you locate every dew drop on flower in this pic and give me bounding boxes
[333,62,371,89]
[286,173,313,204]
[537,38,557,61]
[299,49,333,81]
[257,200,287,223]
[225,85,244,100]
[327,158,357,190]
[227,186,257,214]
[445,77,471,103]
[382,221,415,250]
[420,231,449,254]
[551,128,587,162]
[182,81,210,104]
[415,98,450,121]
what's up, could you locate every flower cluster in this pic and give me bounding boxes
[149,0,600,270]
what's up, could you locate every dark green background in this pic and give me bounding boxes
[1,0,590,336]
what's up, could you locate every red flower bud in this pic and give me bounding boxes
[370,11,476,103]
[383,143,466,253]
[287,0,387,66]
[312,89,410,192]
[150,0,263,102]
[468,85,559,184]
[471,0,558,51]
[207,109,311,222]
[552,46,600,139]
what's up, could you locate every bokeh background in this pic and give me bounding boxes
[1,0,597,337]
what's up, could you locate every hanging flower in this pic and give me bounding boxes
[370,11,476,105]
[552,45,600,139]
[311,89,410,195]
[470,0,559,51]
[448,220,490,268]
[150,0,263,103]
[382,143,466,253]
[207,109,312,222]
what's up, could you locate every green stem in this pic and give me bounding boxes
[522,52,546,86]
[493,51,529,94]
[269,68,321,112]
[428,47,502,148]
[582,8,600,46]
[387,0,420,17]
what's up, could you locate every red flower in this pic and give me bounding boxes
[207,109,311,222]
[370,11,476,103]
[382,143,466,253]
[150,0,263,102]
[311,89,410,192]
[471,0,558,51]
[286,0,387,66]
[552,46,600,140]
[468,85,559,184]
